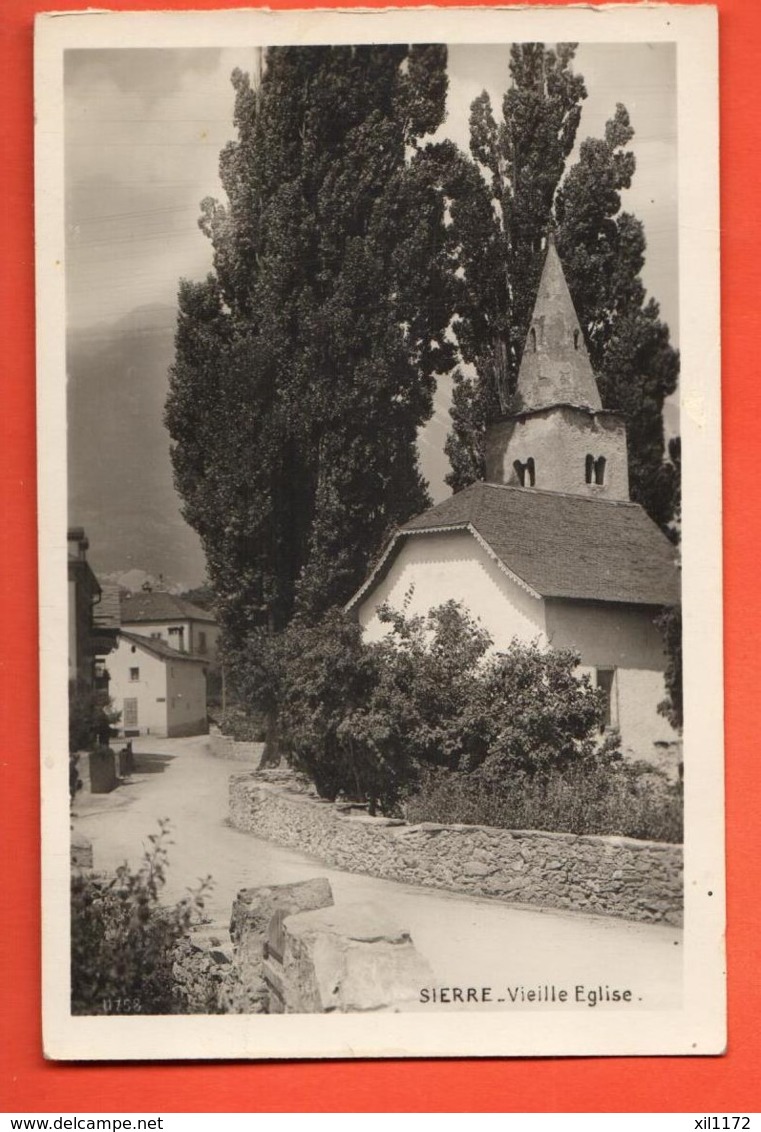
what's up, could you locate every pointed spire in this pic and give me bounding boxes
[512,238,602,414]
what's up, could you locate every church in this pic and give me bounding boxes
[346,238,681,770]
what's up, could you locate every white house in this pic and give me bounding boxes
[109,630,209,738]
[347,238,681,769]
[119,590,219,660]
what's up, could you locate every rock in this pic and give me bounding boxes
[230,878,334,989]
[462,861,492,877]
[173,923,237,1014]
[270,901,433,1013]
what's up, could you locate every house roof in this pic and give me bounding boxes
[119,591,217,625]
[119,630,209,664]
[347,481,680,611]
[93,583,122,630]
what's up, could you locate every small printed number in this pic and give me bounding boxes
[101,997,142,1014]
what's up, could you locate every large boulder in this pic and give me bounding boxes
[229,878,334,1011]
[267,901,433,1014]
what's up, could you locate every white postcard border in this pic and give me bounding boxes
[36,3,724,1061]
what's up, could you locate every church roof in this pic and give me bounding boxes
[347,482,680,611]
[513,237,603,414]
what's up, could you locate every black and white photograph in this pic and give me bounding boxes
[36,5,724,1060]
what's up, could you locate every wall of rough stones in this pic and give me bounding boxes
[229,772,682,926]
[208,731,265,765]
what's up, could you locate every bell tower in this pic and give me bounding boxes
[485,236,629,500]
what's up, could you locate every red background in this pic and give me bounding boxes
[1,0,757,1113]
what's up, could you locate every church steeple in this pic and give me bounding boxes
[484,237,630,501]
[513,234,602,413]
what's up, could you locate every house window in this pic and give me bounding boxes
[129,667,139,682]
[596,668,616,729]
[123,697,138,731]
[198,631,207,655]
[168,626,185,652]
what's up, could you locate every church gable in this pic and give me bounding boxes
[356,527,546,647]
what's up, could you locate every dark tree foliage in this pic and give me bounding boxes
[657,604,683,732]
[166,46,454,642]
[443,45,680,529]
[555,105,680,528]
[69,681,117,753]
[177,584,216,612]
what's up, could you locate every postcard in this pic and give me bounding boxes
[36,4,724,1060]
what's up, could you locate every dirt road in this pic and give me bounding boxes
[72,734,682,1010]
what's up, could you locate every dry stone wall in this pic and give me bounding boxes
[229,772,682,926]
[208,731,265,765]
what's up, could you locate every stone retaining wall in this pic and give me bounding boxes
[229,773,682,925]
[208,731,265,765]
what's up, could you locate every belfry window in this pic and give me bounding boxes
[514,458,536,488]
[585,455,606,486]
[573,329,580,350]
[594,456,606,485]
[529,327,537,352]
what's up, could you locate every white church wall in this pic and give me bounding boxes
[359,549,678,767]
[546,599,679,760]
[615,667,679,762]
[544,599,667,670]
[358,531,546,646]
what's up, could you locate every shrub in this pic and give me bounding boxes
[71,819,212,1015]
[404,761,683,842]
[272,610,379,803]
[214,705,267,743]
[231,600,625,817]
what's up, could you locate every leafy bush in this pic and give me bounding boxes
[233,600,628,817]
[214,705,267,743]
[71,820,212,1015]
[404,762,683,843]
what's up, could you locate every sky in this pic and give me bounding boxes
[65,42,678,588]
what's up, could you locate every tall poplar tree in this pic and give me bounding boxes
[166,46,454,641]
[443,44,679,529]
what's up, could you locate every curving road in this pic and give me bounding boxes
[72,734,682,1011]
